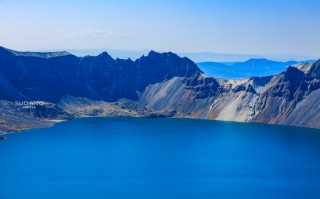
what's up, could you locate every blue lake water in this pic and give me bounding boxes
[1,117,320,199]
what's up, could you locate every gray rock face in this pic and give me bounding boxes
[0,100,72,134]
[0,46,319,133]
[139,59,320,128]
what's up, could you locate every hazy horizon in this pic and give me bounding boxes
[1,0,319,60]
[4,47,316,62]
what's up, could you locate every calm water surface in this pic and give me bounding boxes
[1,117,320,199]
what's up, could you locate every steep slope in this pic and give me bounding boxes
[0,47,203,133]
[256,60,320,128]
[0,47,201,102]
[0,46,319,133]
[140,60,320,128]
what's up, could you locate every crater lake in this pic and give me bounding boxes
[1,117,320,199]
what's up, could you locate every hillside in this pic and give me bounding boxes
[0,46,319,133]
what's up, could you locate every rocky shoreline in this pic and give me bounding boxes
[0,47,319,133]
[0,136,7,140]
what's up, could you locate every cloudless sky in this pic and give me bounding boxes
[0,0,319,58]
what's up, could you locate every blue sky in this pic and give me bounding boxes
[0,0,319,58]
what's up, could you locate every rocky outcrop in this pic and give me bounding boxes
[0,46,319,133]
[139,60,320,128]
[0,100,72,134]
[250,62,320,127]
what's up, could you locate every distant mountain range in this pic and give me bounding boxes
[197,59,315,79]
[39,48,318,63]
[0,46,319,133]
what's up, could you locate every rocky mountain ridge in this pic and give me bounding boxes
[0,46,319,133]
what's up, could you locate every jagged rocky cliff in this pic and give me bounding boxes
[0,46,319,133]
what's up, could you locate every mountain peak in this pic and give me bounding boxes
[139,50,201,78]
[0,46,14,57]
[98,51,113,59]
[146,51,179,59]
[306,59,320,79]
[0,46,9,51]
[283,66,304,85]
[245,58,272,63]
[0,46,73,58]
[147,50,159,56]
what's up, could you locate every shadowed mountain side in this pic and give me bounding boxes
[0,47,201,102]
[0,46,319,133]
